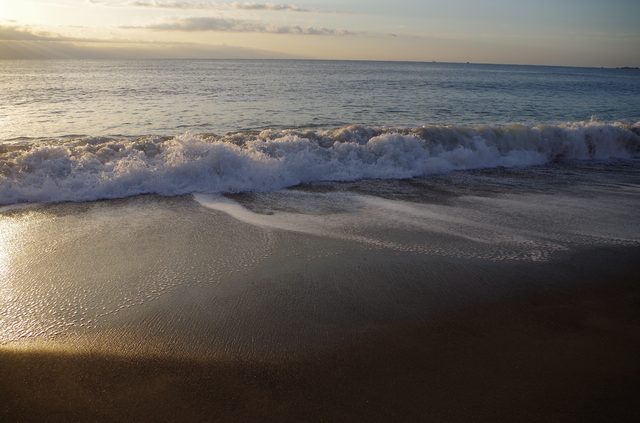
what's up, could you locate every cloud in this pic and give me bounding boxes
[124,17,355,35]
[0,25,52,41]
[0,40,300,59]
[128,1,225,9]
[228,2,308,12]
[90,1,310,12]
[0,24,138,44]
[0,25,301,59]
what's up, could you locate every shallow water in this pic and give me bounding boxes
[1,161,638,357]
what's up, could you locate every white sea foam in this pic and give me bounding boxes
[194,188,640,262]
[1,121,638,205]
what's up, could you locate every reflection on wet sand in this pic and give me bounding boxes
[2,268,639,422]
[2,166,640,420]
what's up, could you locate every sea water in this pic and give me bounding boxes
[1,60,640,205]
[2,60,640,139]
[1,60,640,352]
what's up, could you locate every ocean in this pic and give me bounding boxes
[2,60,640,420]
[1,59,639,347]
[2,60,640,139]
[1,59,639,205]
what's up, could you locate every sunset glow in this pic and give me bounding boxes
[1,0,639,66]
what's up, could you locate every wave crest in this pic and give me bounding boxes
[1,121,638,205]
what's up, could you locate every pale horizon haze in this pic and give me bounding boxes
[1,0,639,67]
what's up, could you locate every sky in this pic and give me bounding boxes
[0,0,639,66]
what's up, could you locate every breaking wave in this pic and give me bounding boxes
[1,121,639,205]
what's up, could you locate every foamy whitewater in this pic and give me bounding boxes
[2,60,640,205]
[1,121,638,205]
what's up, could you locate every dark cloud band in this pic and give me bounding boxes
[124,17,355,35]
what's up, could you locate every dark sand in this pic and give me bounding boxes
[2,246,639,422]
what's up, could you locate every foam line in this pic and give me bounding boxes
[1,121,638,205]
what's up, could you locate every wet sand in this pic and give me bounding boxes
[2,245,640,422]
[1,191,640,421]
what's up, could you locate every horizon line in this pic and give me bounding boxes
[1,57,638,70]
